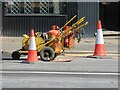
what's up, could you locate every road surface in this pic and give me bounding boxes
[1,56,118,88]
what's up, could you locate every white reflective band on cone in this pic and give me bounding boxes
[96,29,104,44]
[29,37,36,50]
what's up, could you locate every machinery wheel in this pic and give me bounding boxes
[12,51,20,60]
[40,47,55,61]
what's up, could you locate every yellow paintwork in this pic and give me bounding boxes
[20,15,88,55]
[22,33,45,51]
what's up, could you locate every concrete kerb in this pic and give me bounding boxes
[64,50,119,59]
[2,50,119,55]
[2,51,119,61]
[2,49,119,58]
[64,51,119,54]
[95,29,120,37]
[64,51,119,57]
[64,52,119,59]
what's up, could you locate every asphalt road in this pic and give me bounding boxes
[2,72,118,88]
[2,55,118,72]
[1,56,119,88]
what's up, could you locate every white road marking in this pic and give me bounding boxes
[0,71,119,76]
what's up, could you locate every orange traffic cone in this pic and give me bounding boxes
[94,20,106,56]
[27,29,39,63]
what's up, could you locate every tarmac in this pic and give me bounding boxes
[0,30,119,58]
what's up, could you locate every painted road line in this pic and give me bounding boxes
[0,71,119,76]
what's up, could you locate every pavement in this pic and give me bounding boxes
[102,29,120,36]
[0,30,119,58]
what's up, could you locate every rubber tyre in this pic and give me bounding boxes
[40,47,55,61]
[12,51,20,60]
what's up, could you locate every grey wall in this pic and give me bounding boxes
[78,2,99,37]
[3,15,67,37]
[66,2,78,25]
[2,2,99,37]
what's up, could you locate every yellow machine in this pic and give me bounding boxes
[12,15,88,61]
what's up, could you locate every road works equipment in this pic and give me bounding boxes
[12,15,88,61]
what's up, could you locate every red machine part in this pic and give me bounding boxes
[64,26,75,48]
[48,25,61,48]
[51,25,56,30]
[48,30,61,37]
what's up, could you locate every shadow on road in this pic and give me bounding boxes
[2,58,26,61]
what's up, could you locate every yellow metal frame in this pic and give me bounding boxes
[18,15,88,55]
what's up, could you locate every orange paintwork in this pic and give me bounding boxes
[48,30,61,37]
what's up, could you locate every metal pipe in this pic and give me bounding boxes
[60,15,77,31]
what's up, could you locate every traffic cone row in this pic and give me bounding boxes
[25,20,105,63]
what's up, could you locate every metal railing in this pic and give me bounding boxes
[24,0,34,14]
[40,1,49,14]
[10,0,20,14]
